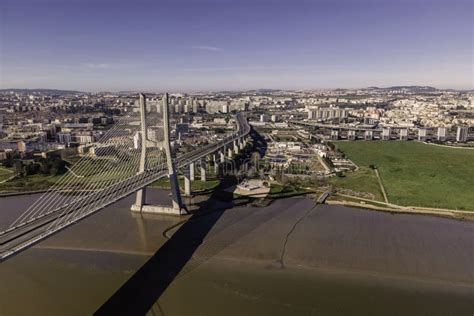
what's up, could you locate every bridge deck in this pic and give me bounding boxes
[0,113,250,261]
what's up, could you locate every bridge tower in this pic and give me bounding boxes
[131,93,186,215]
[162,93,186,213]
[133,93,148,208]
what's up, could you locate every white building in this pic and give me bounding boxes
[57,132,72,144]
[222,104,229,113]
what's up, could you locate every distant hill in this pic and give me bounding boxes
[1,86,470,95]
[0,88,85,95]
[366,86,438,93]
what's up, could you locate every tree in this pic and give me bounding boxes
[24,163,40,176]
[2,158,13,168]
[50,158,67,175]
[40,162,51,174]
[14,161,23,177]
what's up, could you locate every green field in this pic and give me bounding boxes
[330,166,384,201]
[0,167,14,182]
[0,173,63,192]
[331,141,474,211]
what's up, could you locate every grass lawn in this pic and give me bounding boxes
[0,167,14,182]
[332,141,474,210]
[0,173,63,192]
[329,167,384,201]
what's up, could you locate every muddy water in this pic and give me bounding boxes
[0,190,472,315]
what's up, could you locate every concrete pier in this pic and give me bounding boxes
[220,149,225,163]
[184,166,192,196]
[200,158,207,182]
[212,154,218,173]
[234,140,239,154]
[189,162,195,181]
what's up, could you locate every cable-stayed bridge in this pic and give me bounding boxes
[0,93,250,262]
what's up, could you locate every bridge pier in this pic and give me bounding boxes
[227,146,234,159]
[233,140,239,154]
[212,154,218,173]
[220,148,225,163]
[239,138,245,150]
[200,157,207,182]
[184,165,192,196]
[189,162,195,181]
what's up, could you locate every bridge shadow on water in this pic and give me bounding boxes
[95,174,255,316]
[96,128,276,315]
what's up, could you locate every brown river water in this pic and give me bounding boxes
[0,189,473,315]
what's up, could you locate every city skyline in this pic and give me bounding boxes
[1,0,472,91]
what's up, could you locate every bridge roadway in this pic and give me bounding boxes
[0,113,250,261]
[291,120,379,132]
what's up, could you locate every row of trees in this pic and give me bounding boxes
[2,157,68,177]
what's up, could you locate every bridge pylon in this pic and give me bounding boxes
[132,93,148,209]
[131,93,187,215]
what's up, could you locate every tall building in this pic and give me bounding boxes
[57,132,72,144]
[192,99,199,113]
[307,106,348,120]
[17,141,27,152]
[222,104,229,113]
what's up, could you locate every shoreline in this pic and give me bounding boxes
[0,189,49,197]
[326,199,474,222]
[2,188,473,222]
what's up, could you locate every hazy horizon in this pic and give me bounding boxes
[0,85,472,94]
[1,0,472,91]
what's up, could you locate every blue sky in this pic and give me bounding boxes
[0,0,472,91]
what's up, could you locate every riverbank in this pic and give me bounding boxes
[0,189,50,197]
[328,193,474,221]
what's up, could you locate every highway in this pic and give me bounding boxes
[0,113,250,261]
